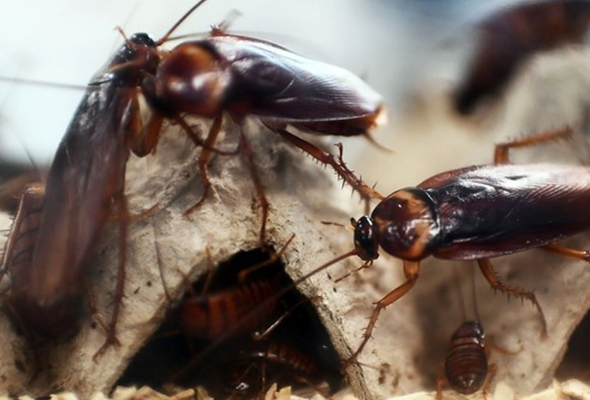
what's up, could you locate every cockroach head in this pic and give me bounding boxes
[352,216,380,262]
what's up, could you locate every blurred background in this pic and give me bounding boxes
[0,0,528,169]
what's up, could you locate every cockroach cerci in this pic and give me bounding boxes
[319,126,590,361]
[1,0,385,354]
[454,0,590,115]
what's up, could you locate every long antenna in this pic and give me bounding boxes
[157,0,212,45]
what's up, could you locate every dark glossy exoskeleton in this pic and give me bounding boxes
[324,127,590,361]
[2,33,160,349]
[437,321,492,399]
[455,0,590,115]
[140,23,386,238]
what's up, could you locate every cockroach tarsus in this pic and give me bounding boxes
[455,0,590,115]
[322,125,590,363]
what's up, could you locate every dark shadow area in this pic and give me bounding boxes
[555,308,590,383]
[116,246,343,398]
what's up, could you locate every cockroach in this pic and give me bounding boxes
[436,321,493,399]
[436,268,495,399]
[316,126,590,362]
[1,30,161,348]
[137,6,386,236]
[178,274,284,340]
[3,0,384,351]
[455,0,590,115]
[226,340,323,398]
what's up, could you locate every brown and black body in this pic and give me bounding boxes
[5,33,159,338]
[325,128,590,360]
[368,163,590,262]
[147,33,384,136]
[455,0,590,115]
[441,321,489,396]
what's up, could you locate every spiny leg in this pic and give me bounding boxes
[347,261,420,364]
[183,114,223,218]
[274,128,384,207]
[238,131,270,245]
[477,258,547,336]
[94,179,129,360]
[494,126,573,164]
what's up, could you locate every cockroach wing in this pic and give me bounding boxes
[14,84,129,333]
[423,164,590,259]
[212,37,383,123]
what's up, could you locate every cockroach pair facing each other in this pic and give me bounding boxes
[0,0,385,359]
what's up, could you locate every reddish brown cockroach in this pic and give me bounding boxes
[436,321,493,399]
[455,0,590,115]
[2,0,385,353]
[313,126,590,362]
[436,269,496,399]
[226,340,324,398]
[116,244,343,396]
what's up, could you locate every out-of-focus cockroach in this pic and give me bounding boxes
[1,29,161,351]
[455,0,590,115]
[313,126,590,362]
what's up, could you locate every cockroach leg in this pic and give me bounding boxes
[334,260,372,283]
[172,115,240,156]
[347,261,420,364]
[182,114,224,219]
[480,363,497,400]
[494,126,573,164]
[94,179,130,360]
[84,278,115,347]
[274,128,384,205]
[477,258,547,336]
[238,132,270,245]
[542,243,590,263]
